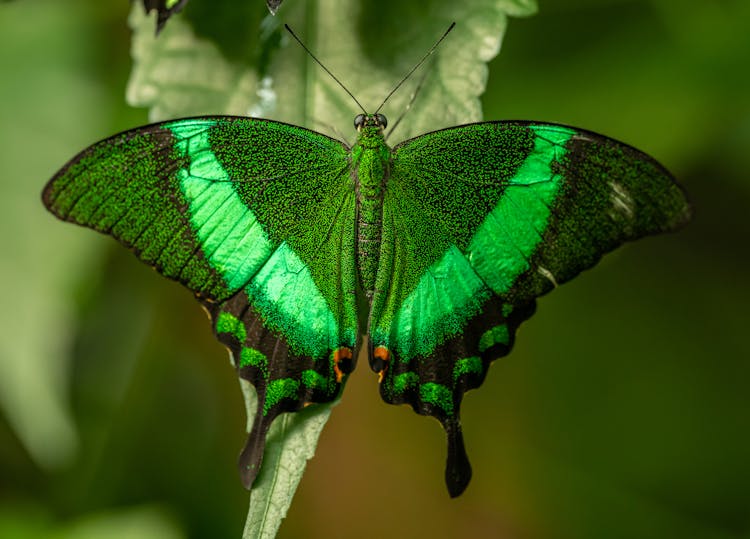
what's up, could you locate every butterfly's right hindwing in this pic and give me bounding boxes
[43,117,359,487]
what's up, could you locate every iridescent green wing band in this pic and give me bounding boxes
[43,116,360,488]
[193,118,360,357]
[369,121,690,496]
[490,122,691,304]
[44,119,230,299]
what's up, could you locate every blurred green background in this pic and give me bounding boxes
[1,0,749,538]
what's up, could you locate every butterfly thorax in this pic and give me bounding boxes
[351,124,391,300]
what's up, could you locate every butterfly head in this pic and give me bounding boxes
[354,113,388,132]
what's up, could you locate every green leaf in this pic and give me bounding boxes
[127,6,261,120]
[240,380,338,539]
[128,0,537,136]
[126,0,536,534]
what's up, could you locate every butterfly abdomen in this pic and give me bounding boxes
[352,129,391,298]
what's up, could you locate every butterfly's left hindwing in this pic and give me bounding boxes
[369,121,690,496]
[43,117,359,488]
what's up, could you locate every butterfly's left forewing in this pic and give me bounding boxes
[43,117,359,487]
[369,121,690,496]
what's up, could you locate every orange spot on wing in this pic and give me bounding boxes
[374,346,391,383]
[332,347,354,383]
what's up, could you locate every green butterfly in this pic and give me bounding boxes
[41,36,691,497]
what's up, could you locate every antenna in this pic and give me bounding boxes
[374,22,456,114]
[284,24,368,115]
[285,22,456,119]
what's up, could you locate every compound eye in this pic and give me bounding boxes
[354,114,366,129]
[375,113,388,129]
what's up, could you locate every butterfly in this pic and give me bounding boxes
[41,26,691,497]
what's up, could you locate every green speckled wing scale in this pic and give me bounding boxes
[42,116,360,487]
[369,121,690,495]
